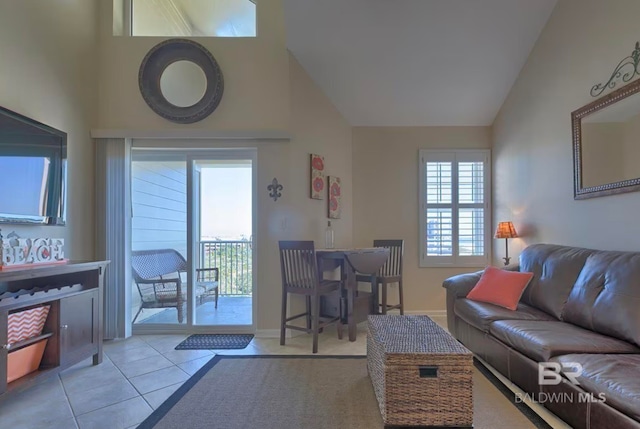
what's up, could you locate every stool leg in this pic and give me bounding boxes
[371,275,378,314]
[312,295,320,354]
[398,279,404,315]
[381,280,388,315]
[280,289,288,346]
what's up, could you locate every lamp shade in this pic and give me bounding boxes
[495,221,518,239]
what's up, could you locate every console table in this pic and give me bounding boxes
[0,260,109,396]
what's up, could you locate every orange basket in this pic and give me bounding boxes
[7,305,50,345]
[7,339,49,383]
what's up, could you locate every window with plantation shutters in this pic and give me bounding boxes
[419,150,491,267]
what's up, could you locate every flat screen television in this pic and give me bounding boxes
[0,106,67,225]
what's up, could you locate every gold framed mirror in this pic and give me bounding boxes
[572,78,640,199]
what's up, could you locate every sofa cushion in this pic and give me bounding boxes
[552,354,640,422]
[489,320,639,362]
[562,251,640,348]
[466,266,534,310]
[518,244,595,319]
[454,299,555,332]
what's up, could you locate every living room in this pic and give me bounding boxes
[1,0,639,428]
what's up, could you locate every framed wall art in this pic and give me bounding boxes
[328,176,341,219]
[310,154,325,199]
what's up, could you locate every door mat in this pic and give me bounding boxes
[175,334,254,350]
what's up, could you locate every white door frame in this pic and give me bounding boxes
[131,145,257,335]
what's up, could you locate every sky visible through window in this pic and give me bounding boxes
[200,166,252,240]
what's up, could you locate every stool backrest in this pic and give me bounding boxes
[278,241,319,290]
[373,239,404,277]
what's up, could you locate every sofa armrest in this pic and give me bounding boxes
[442,271,483,298]
[442,271,482,336]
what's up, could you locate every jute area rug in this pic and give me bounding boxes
[138,356,549,429]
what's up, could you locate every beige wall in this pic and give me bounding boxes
[622,112,640,179]
[492,0,640,260]
[253,53,353,331]
[96,1,352,332]
[352,127,491,312]
[97,0,289,132]
[0,1,98,259]
[286,56,353,248]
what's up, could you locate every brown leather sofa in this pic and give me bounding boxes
[443,244,640,429]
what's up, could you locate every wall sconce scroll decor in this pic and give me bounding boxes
[591,41,640,97]
[267,178,283,201]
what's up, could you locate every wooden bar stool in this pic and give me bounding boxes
[278,241,343,353]
[356,240,404,314]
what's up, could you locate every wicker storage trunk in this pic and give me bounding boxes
[367,315,473,427]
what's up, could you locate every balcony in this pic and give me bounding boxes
[199,240,252,297]
[133,240,252,325]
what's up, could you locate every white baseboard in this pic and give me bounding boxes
[255,329,304,339]
[405,310,447,318]
[255,329,280,338]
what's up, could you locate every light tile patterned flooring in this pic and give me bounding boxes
[0,315,567,429]
[0,320,390,429]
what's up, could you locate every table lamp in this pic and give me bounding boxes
[494,221,518,266]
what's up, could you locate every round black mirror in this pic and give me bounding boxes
[139,39,224,124]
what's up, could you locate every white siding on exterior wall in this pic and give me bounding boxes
[131,160,187,257]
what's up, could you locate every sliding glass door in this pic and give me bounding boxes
[189,156,254,327]
[130,147,256,333]
[131,151,187,326]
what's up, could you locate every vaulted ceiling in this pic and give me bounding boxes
[284,0,557,126]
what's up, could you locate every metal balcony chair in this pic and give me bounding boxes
[131,249,219,323]
[356,239,404,314]
[278,241,343,353]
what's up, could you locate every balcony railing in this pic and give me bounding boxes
[199,240,252,296]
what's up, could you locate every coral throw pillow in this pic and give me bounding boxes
[466,266,534,311]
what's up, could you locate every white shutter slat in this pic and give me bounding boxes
[426,208,453,256]
[458,162,484,204]
[459,208,484,256]
[426,162,452,204]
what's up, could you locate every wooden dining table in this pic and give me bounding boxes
[316,247,390,341]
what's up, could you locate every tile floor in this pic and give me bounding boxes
[0,319,389,429]
[136,296,252,326]
[0,315,567,429]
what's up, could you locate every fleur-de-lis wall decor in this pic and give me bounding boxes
[267,178,283,201]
